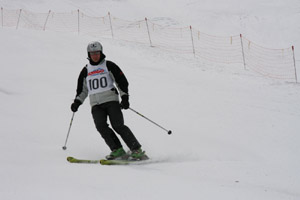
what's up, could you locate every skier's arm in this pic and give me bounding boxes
[75,66,88,103]
[107,61,129,97]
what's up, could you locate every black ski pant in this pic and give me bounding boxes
[91,101,141,151]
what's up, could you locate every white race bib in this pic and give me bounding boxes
[86,61,114,95]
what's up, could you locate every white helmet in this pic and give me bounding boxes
[87,41,103,53]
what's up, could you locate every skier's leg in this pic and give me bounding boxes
[107,101,141,151]
[91,104,122,151]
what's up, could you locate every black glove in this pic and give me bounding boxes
[71,99,82,112]
[120,95,129,109]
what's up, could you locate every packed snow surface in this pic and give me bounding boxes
[0,0,300,199]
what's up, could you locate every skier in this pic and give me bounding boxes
[71,41,147,160]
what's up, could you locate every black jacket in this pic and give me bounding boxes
[75,54,129,106]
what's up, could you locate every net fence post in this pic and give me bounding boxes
[145,17,153,47]
[240,34,246,70]
[77,9,80,35]
[108,12,114,38]
[16,9,22,29]
[292,46,298,83]
[190,26,195,57]
[1,7,3,28]
[43,10,51,31]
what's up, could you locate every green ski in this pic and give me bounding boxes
[67,156,150,165]
[67,156,100,164]
[100,159,132,165]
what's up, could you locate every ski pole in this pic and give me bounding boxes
[62,112,75,150]
[129,107,172,135]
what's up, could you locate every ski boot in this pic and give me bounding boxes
[128,148,149,161]
[106,147,127,160]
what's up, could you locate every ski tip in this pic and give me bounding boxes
[99,159,106,165]
[67,156,74,162]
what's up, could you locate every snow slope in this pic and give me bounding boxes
[0,0,300,200]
